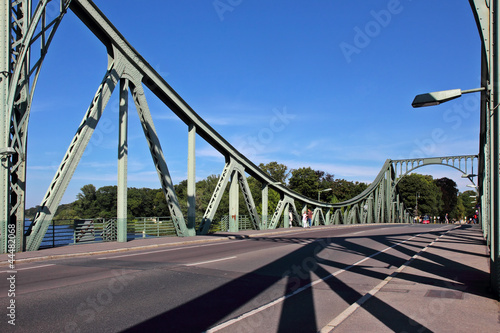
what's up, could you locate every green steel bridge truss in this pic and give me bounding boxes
[0,1,489,277]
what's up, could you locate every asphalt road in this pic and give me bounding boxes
[0,224,457,332]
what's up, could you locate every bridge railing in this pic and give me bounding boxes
[26,215,262,249]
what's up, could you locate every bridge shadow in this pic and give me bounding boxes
[121,225,491,332]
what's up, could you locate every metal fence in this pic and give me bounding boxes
[26,215,257,249]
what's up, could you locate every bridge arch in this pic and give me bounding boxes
[391,156,478,188]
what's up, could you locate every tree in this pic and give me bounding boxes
[398,174,442,217]
[74,184,99,217]
[259,161,290,184]
[331,179,368,202]
[434,177,458,218]
[288,167,320,199]
[452,194,466,221]
[457,190,477,221]
[95,186,117,218]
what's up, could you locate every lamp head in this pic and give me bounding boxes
[412,89,462,108]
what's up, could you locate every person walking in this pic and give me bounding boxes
[307,209,313,227]
[302,211,308,228]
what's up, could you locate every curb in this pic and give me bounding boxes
[2,223,407,265]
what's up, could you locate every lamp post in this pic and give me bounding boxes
[414,192,420,218]
[412,88,485,108]
[411,0,499,298]
[318,188,332,201]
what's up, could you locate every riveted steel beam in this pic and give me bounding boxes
[129,79,191,237]
[269,195,296,230]
[235,169,260,230]
[25,54,123,251]
[117,78,128,243]
[199,159,233,234]
[187,123,196,233]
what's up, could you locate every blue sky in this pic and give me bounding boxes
[26,0,481,208]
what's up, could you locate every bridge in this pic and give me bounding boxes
[0,0,498,303]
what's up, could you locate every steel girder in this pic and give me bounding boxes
[27,46,196,250]
[68,1,412,230]
[199,158,261,234]
[268,195,299,230]
[1,0,71,253]
[25,49,123,251]
[470,0,500,297]
[9,0,476,255]
[312,207,325,226]
[235,168,261,230]
[129,80,192,238]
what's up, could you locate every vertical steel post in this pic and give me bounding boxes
[491,0,500,297]
[187,123,196,235]
[229,171,239,232]
[117,79,128,242]
[284,203,289,228]
[385,169,392,223]
[0,0,10,253]
[261,184,268,230]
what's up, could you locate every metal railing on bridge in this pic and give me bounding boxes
[27,215,260,249]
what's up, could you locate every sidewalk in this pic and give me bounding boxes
[321,224,500,332]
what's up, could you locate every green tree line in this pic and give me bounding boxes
[27,162,368,221]
[26,162,478,223]
[398,173,478,221]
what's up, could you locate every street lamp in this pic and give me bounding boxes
[318,188,332,201]
[411,87,485,108]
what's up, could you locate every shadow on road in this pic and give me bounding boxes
[121,225,492,332]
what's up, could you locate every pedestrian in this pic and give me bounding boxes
[302,211,308,228]
[445,213,449,224]
[307,209,313,227]
[289,211,293,226]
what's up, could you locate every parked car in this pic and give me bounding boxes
[422,215,430,224]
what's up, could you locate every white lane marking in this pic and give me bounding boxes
[319,229,452,333]
[97,240,245,260]
[184,256,237,266]
[0,264,55,273]
[97,225,385,260]
[96,226,364,261]
[206,232,423,333]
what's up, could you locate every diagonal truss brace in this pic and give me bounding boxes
[312,208,325,226]
[128,78,191,237]
[268,195,299,230]
[26,45,193,250]
[26,49,124,251]
[199,159,233,234]
[234,164,261,231]
[199,158,261,234]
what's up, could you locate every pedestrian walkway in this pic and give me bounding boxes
[1,224,498,332]
[320,224,500,332]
